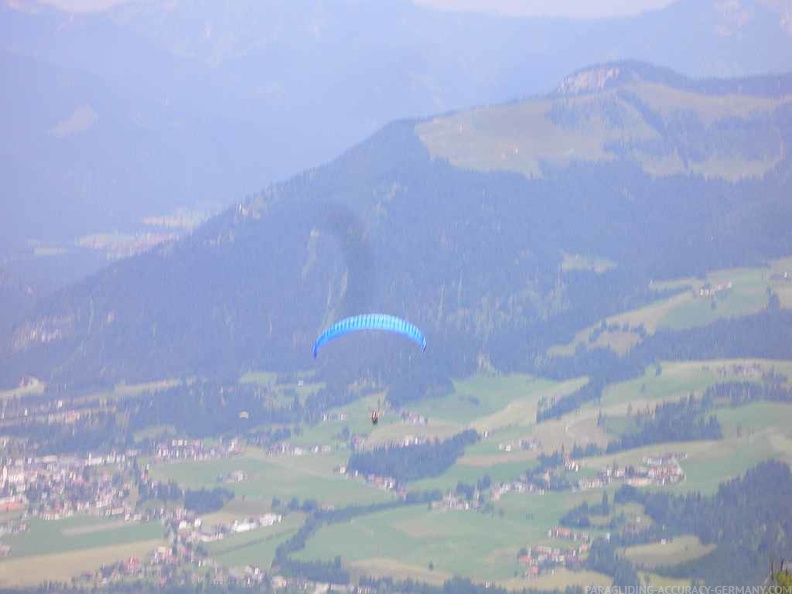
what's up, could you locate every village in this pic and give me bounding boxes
[518,527,592,579]
[1,450,138,518]
[0,377,690,592]
[155,438,244,463]
[439,452,686,511]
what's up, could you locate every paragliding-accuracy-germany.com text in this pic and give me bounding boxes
[585,585,787,594]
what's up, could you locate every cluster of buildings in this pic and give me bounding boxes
[548,527,591,542]
[431,491,483,512]
[579,455,685,490]
[497,438,538,453]
[1,452,137,519]
[492,452,685,497]
[696,281,733,298]
[265,442,333,456]
[335,466,404,495]
[155,439,243,462]
[178,513,283,544]
[373,434,438,450]
[399,409,428,426]
[491,480,545,500]
[519,542,590,578]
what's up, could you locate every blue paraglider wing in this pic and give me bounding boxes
[313,313,427,358]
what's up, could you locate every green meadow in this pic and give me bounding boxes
[622,535,715,568]
[148,448,395,507]
[295,490,604,583]
[549,255,792,356]
[1,516,162,559]
[204,513,305,570]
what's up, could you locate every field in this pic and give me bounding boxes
[0,516,163,559]
[622,535,715,568]
[291,391,472,453]
[147,447,395,507]
[581,428,792,496]
[110,379,182,399]
[0,377,45,400]
[0,515,166,587]
[416,82,785,186]
[549,255,792,356]
[716,401,792,437]
[8,369,787,589]
[204,512,305,570]
[200,497,274,526]
[411,459,535,492]
[0,539,164,587]
[93,362,792,585]
[409,373,588,430]
[239,370,324,406]
[561,253,616,274]
[295,489,611,586]
[638,573,693,588]
[598,359,792,409]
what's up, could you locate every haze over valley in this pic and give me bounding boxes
[1,2,792,593]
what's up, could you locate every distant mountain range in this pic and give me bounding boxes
[3,0,792,290]
[2,61,790,390]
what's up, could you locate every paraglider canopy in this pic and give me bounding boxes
[312,313,427,359]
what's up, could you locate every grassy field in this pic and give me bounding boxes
[296,489,606,584]
[1,516,163,559]
[348,557,452,586]
[499,569,612,591]
[204,512,305,570]
[629,82,785,180]
[561,253,616,274]
[597,359,792,410]
[0,377,45,400]
[418,82,786,187]
[239,371,324,407]
[716,402,792,438]
[581,428,792,496]
[148,448,395,507]
[416,89,657,180]
[295,504,531,581]
[638,572,693,588]
[0,539,164,587]
[549,255,792,356]
[548,292,690,357]
[660,268,771,330]
[769,256,792,307]
[283,391,466,452]
[410,459,535,492]
[622,535,715,568]
[410,373,588,431]
[470,377,589,434]
[200,498,275,527]
[111,379,182,398]
[364,420,463,450]
[239,371,279,386]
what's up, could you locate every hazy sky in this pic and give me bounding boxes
[25,0,680,19]
[413,0,681,19]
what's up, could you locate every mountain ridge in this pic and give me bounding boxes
[4,0,792,277]
[2,62,791,389]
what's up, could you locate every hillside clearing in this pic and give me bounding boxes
[622,535,715,568]
[0,539,164,587]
